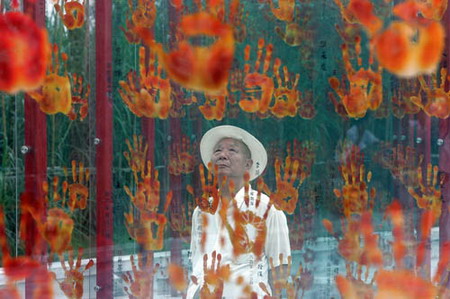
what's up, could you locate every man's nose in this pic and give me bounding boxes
[216,150,229,159]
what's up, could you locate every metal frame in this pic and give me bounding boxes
[23,0,47,297]
[95,0,114,297]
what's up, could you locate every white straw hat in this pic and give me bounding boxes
[200,125,267,181]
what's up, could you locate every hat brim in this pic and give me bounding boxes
[200,125,267,181]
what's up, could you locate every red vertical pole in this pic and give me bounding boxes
[438,7,450,288]
[438,119,450,288]
[423,115,431,166]
[167,5,183,296]
[23,0,47,298]
[169,119,182,296]
[95,0,113,297]
[423,112,432,278]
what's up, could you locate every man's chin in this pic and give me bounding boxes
[217,169,231,177]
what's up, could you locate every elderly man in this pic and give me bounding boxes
[187,125,291,298]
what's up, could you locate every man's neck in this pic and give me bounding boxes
[219,177,244,198]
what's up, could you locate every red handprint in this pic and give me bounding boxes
[119,47,172,119]
[239,38,275,114]
[54,0,85,30]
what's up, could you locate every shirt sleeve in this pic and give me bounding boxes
[265,206,291,267]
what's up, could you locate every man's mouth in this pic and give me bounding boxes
[216,163,229,168]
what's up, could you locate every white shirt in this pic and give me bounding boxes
[187,186,291,298]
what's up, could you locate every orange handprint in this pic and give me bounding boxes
[407,163,443,219]
[335,22,362,58]
[119,47,172,119]
[124,161,173,250]
[124,134,149,181]
[0,12,50,94]
[286,139,316,178]
[268,157,302,215]
[124,203,171,251]
[135,5,235,94]
[327,200,450,298]
[197,92,227,120]
[28,45,89,121]
[191,251,230,299]
[377,201,450,298]
[123,162,169,213]
[373,20,444,77]
[234,207,270,258]
[33,179,74,255]
[27,44,73,117]
[276,20,311,47]
[260,254,313,299]
[270,58,300,118]
[220,177,271,258]
[410,67,450,119]
[122,252,159,299]
[269,254,292,297]
[334,145,376,218]
[36,208,74,256]
[328,83,351,118]
[170,200,194,244]
[334,0,382,36]
[57,247,94,299]
[188,162,220,214]
[168,135,197,176]
[169,88,195,118]
[323,213,383,279]
[65,160,90,212]
[375,143,423,189]
[342,0,445,77]
[268,0,295,22]
[239,38,275,114]
[68,73,90,121]
[120,0,156,44]
[54,0,85,30]
[328,37,382,118]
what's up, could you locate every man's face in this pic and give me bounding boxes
[211,138,252,179]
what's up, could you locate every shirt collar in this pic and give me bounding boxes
[234,185,253,207]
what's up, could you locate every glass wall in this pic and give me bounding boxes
[0,0,449,298]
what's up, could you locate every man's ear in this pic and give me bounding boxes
[245,159,253,170]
